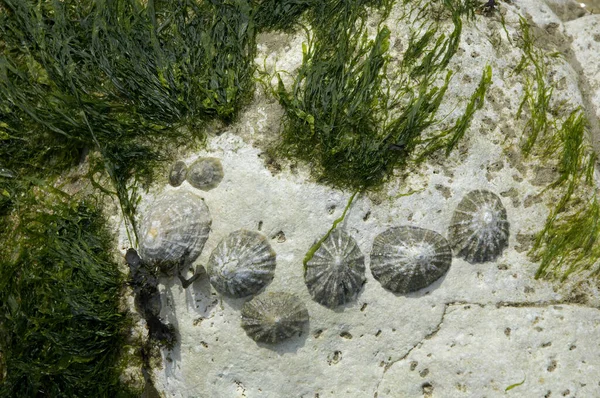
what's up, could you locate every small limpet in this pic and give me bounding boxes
[448,189,509,263]
[370,226,452,293]
[138,191,211,274]
[241,291,309,344]
[304,229,365,308]
[207,230,276,298]
[168,160,187,187]
[187,157,224,191]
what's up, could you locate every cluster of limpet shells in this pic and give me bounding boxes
[302,189,510,304]
[136,181,510,345]
[168,157,224,191]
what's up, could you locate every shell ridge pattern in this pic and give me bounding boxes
[448,190,509,264]
[304,229,365,308]
[241,292,309,344]
[370,226,452,294]
[207,230,276,298]
[138,191,212,272]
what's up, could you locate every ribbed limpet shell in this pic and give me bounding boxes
[370,226,452,293]
[138,191,211,274]
[304,229,365,308]
[448,189,509,263]
[207,230,276,298]
[168,160,187,187]
[241,291,309,344]
[187,157,224,191]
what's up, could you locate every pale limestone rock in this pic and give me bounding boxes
[377,305,600,397]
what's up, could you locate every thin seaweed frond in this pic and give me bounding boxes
[254,0,315,32]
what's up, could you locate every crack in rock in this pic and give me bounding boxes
[371,299,600,397]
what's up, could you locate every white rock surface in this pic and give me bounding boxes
[377,304,600,397]
[116,1,600,397]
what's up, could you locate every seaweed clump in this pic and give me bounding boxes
[274,0,490,190]
[0,0,259,239]
[0,193,136,397]
[515,17,600,280]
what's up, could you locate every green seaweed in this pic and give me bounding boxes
[505,376,526,392]
[274,0,487,190]
[303,190,358,272]
[0,187,136,397]
[529,111,600,280]
[0,0,259,241]
[514,17,600,280]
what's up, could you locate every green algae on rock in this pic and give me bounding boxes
[0,196,136,397]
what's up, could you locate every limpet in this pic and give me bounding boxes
[304,229,365,308]
[187,157,224,191]
[241,291,309,344]
[370,226,452,293]
[138,191,212,274]
[448,189,509,263]
[168,160,187,187]
[207,230,276,298]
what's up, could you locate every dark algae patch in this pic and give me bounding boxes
[0,0,267,394]
[0,193,137,397]
[274,0,490,190]
[0,0,264,239]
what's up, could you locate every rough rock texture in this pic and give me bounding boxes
[565,15,600,152]
[115,1,600,396]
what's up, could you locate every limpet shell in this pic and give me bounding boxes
[448,189,509,263]
[370,226,452,293]
[168,160,187,187]
[187,157,224,191]
[241,291,309,344]
[304,229,365,308]
[207,230,276,298]
[138,191,211,274]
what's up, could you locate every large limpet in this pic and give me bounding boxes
[304,229,365,308]
[207,230,276,298]
[448,189,509,263]
[138,191,211,274]
[370,226,452,293]
[187,157,224,191]
[241,291,309,344]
